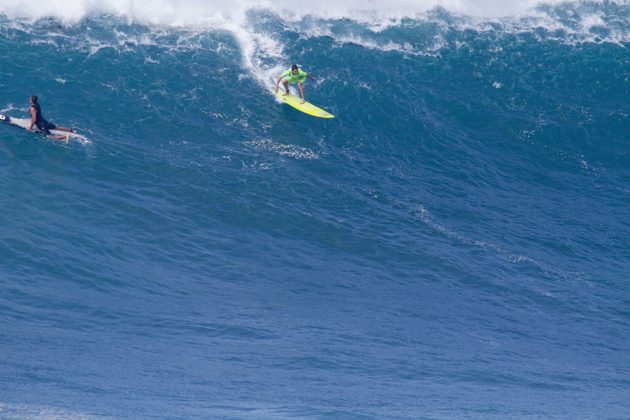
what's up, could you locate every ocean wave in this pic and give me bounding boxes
[0,2,624,116]
[0,1,626,99]
[1,1,628,418]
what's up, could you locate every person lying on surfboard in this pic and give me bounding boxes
[274,64,316,104]
[27,96,74,144]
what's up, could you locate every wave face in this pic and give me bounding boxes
[1,1,629,418]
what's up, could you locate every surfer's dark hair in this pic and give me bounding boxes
[30,95,38,103]
[291,64,299,71]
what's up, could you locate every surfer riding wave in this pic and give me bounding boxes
[275,64,316,104]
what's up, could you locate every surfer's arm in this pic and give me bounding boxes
[28,107,36,131]
[307,74,316,81]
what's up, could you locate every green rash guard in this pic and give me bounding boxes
[282,68,308,84]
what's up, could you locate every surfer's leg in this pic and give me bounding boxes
[48,134,70,144]
[298,82,305,103]
[44,123,69,142]
[282,80,289,95]
[46,121,74,133]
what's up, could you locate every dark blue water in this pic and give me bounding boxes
[1,2,629,418]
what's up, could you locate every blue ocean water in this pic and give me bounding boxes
[0,1,629,418]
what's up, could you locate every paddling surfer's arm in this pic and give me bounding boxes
[28,106,36,131]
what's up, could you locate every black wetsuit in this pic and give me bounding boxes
[32,103,56,135]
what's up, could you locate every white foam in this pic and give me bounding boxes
[0,402,91,419]
[333,35,422,55]
[244,138,320,160]
[0,0,543,25]
[7,0,629,25]
[580,11,606,31]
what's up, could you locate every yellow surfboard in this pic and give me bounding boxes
[276,91,335,119]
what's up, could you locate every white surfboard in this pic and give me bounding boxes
[0,113,90,144]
